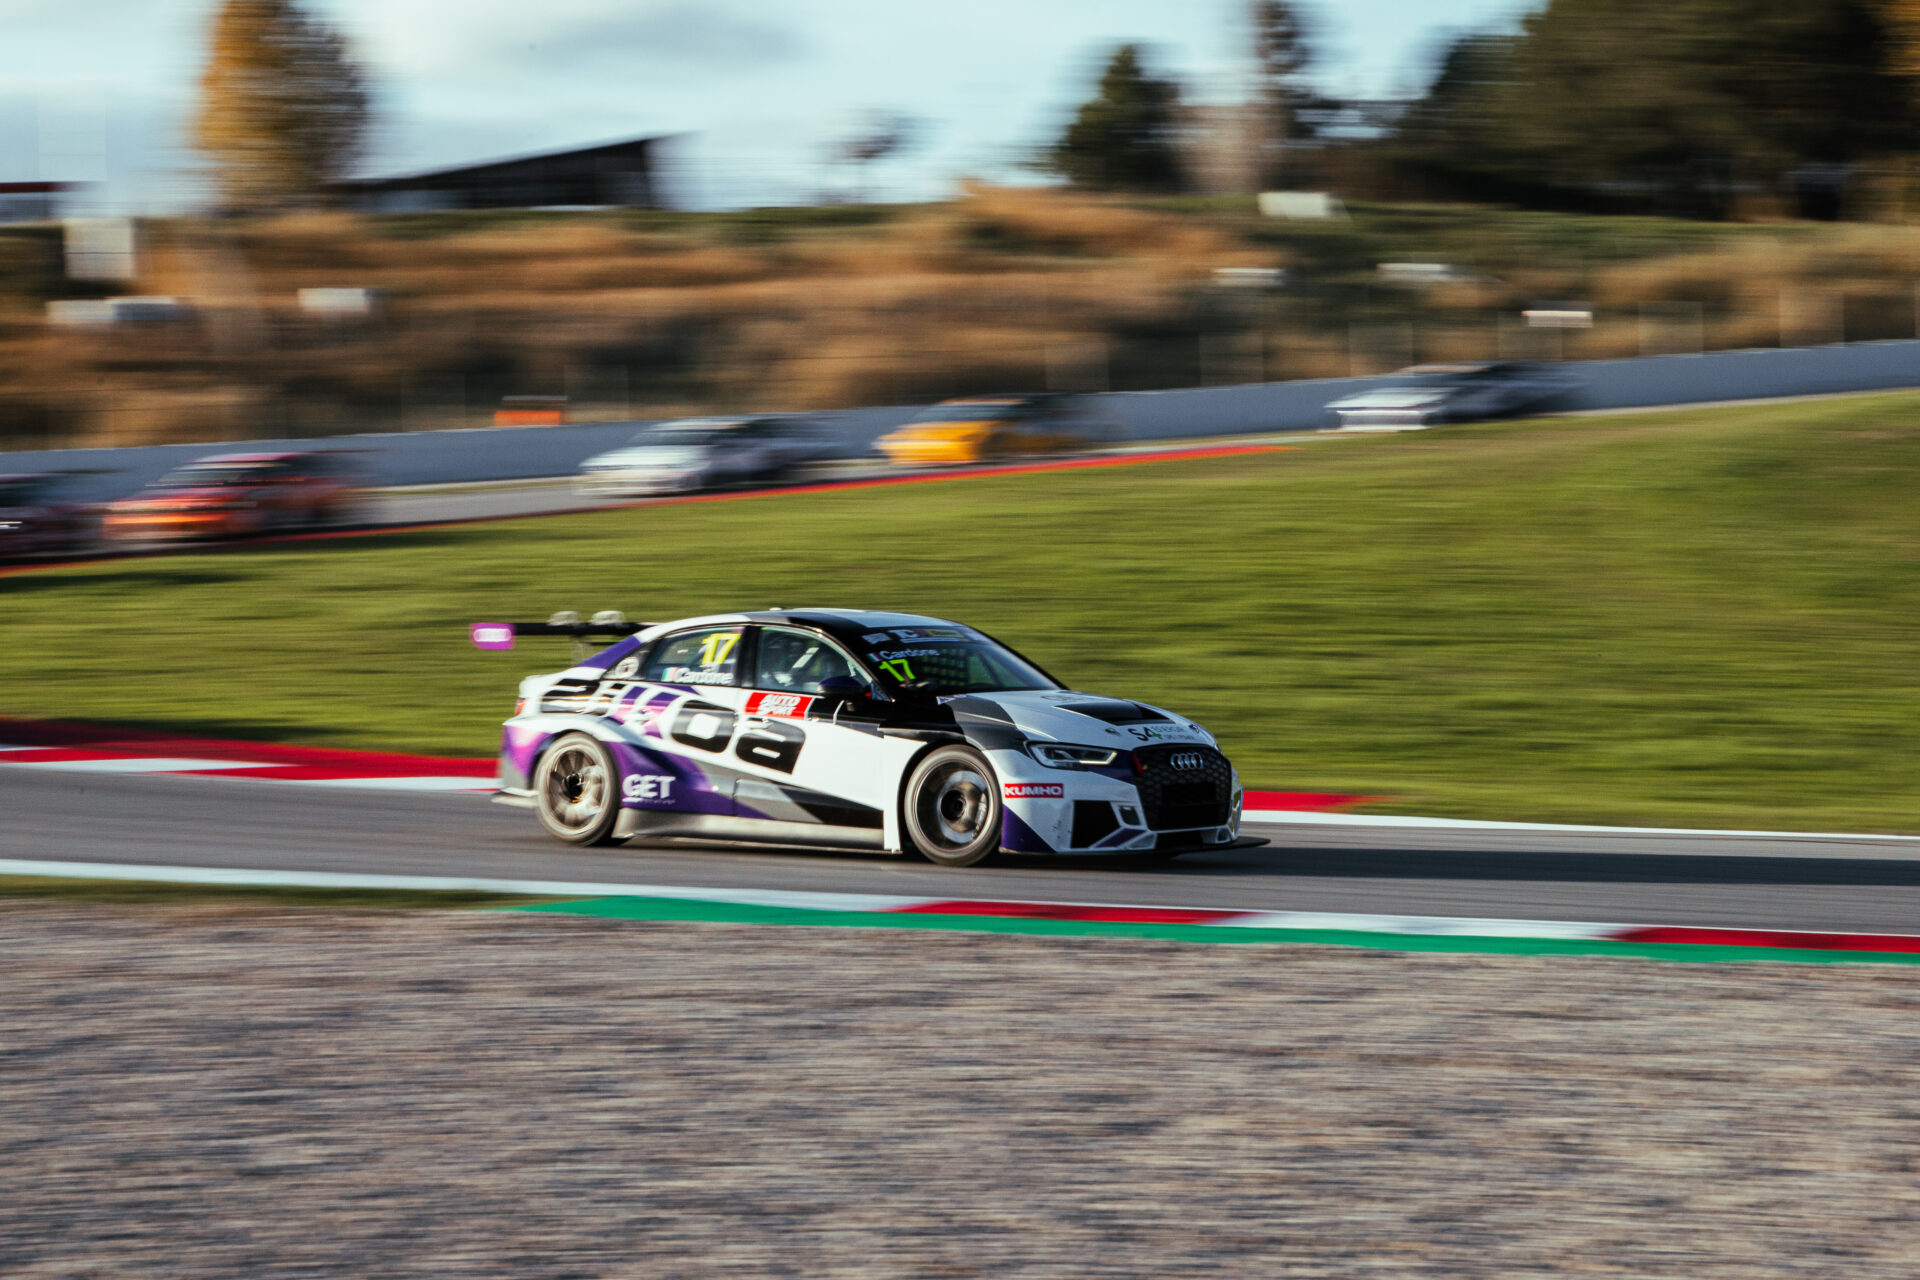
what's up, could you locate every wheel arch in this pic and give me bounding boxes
[896,738,1006,865]
[516,719,633,791]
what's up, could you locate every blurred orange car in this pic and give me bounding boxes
[875,394,1103,466]
[105,451,365,543]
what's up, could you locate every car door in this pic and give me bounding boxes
[737,625,910,835]
[629,623,753,816]
[738,423,781,482]
[758,419,808,476]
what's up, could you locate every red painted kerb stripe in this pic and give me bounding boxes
[1617,926,1920,954]
[0,717,495,777]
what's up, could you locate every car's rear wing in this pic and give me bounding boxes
[471,611,647,651]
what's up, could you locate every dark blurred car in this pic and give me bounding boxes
[575,416,840,498]
[0,472,102,561]
[875,394,1107,466]
[104,451,366,543]
[1323,362,1584,430]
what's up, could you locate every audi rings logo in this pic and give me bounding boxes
[1170,752,1205,772]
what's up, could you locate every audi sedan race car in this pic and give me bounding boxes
[1322,361,1583,430]
[575,416,838,498]
[474,608,1261,867]
[103,451,365,543]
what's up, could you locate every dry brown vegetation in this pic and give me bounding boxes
[6,188,1920,449]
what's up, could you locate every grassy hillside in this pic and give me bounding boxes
[5,392,1920,830]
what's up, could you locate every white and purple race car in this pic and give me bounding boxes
[475,608,1260,867]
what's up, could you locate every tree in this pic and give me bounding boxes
[1249,0,1314,186]
[1393,0,1910,216]
[195,0,369,211]
[832,111,920,202]
[1052,44,1185,192]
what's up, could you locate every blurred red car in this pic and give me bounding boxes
[0,472,102,561]
[104,451,366,543]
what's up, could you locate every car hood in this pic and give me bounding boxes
[582,446,712,470]
[883,421,1000,441]
[944,689,1217,748]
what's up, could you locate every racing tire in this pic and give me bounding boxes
[534,733,625,846]
[901,745,1001,867]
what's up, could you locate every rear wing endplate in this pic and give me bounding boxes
[470,611,646,652]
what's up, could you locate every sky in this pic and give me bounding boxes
[1,0,1537,212]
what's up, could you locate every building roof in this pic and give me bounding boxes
[337,134,676,193]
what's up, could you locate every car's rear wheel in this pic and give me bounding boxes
[902,745,1001,867]
[535,733,624,845]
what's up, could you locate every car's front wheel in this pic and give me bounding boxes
[534,733,624,845]
[902,745,1001,867]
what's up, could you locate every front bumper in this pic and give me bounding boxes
[104,510,251,540]
[993,750,1243,855]
[1331,408,1438,431]
[875,439,985,467]
[576,471,702,497]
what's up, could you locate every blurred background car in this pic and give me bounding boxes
[874,394,1108,467]
[0,471,104,561]
[1322,363,1585,430]
[103,451,366,543]
[574,416,840,498]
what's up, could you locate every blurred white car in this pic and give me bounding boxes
[576,416,839,498]
[1323,362,1583,430]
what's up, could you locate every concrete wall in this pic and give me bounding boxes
[8,340,1919,502]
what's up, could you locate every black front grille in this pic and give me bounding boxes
[1071,800,1120,848]
[1134,746,1231,831]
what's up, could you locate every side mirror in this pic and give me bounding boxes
[815,675,872,706]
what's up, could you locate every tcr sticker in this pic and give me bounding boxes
[1004,782,1065,799]
[745,691,816,718]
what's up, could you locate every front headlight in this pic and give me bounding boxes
[1027,742,1120,769]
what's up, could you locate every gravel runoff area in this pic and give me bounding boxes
[5,904,1920,1278]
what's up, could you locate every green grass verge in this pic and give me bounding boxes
[4,392,1919,831]
[0,876,551,910]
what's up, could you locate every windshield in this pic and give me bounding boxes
[625,432,718,451]
[855,624,1058,695]
[152,465,275,489]
[912,402,1024,423]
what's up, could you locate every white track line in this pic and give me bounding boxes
[1220,910,1622,939]
[1241,809,1920,843]
[2,757,280,774]
[0,858,1631,939]
[0,859,935,913]
[273,776,496,792]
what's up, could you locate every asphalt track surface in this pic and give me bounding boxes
[9,768,1920,934]
[370,440,1307,528]
[0,440,1302,574]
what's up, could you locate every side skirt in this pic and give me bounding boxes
[614,809,888,851]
